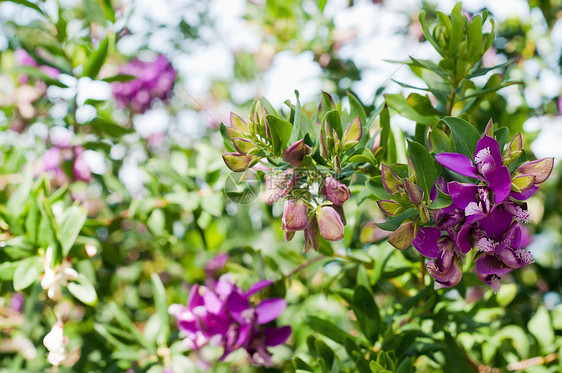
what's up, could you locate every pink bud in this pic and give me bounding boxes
[316,206,344,241]
[321,176,350,205]
[282,139,311,168]
[304,217,320,252]
[282,199,308,232]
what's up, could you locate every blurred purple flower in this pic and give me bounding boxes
[112,54,177,114]
[169,275,291,367]
[9,293,24,313]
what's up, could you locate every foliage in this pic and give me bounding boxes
[0,1,560,372]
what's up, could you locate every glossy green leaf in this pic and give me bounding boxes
[59,205,87,256]
[407,140,438,202]
[68,273,98,306]
[441,116,480,157]
[13,257,41,291]
[82,37,109,79]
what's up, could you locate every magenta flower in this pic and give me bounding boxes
[112,54,177,114]
[435,134,511,204]
[169,275,291,367]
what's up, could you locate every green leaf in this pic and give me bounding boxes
[496,283,517,307]
[307,315,354,345]
[4,0,44,14]
[375,209,418,231]
[406,93,443,116]
[347,91,367,132]
[385,94,438,126]
[528,306,555,351]
[289,91,303,143]
[266,114,293,155]
[102,74,136,83]
[407,141,438,202]
[441,117,480,157]
[323,109,343,139]
[366,177,392,200]
[11,65,67,87]
[0,261,19,280]
[68,273,98,306]
[352,286,380,343]
[429,127,450,153]
[59,205,87,256]
[143,273,170,346]
[377,106,391,161]
[7,164,33,219]
[429,185,452,209]
[82,37,109,79]
[89,117,133,137]
[348,148,377,166]
[13,257,41,291]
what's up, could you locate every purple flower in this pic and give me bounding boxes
[112,54,177,114]
[169,275,291,367]
[435,134,511,204]
[425,238,463,289]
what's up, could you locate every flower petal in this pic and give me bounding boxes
[486,166,511,204]
[448,182,479,210]
[435,153,477,178]
[477,205,513,240]
[264,326,292,347]
[510,185,539,201]
[476,255,512,275]
[412,227,441,258]
[245,280,273,297]
[475,135,502,170]
[256,298,286,324]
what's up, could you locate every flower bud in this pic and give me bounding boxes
[230,112,248,132]
[321,176,350,205]
[232,137,256,155]
[282,139,311,167]
[282,199,308,232]
[304,217,320,252]
[388,220,417,250]
[315,206,344,241]
[222,153,258,172]
[342,117,362,150]
[404,178,423,205]
[381,164,404,194]
[516,157,554,184]
[376,199,401,216]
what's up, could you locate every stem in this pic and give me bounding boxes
[506,353,558,371]
[447,90,456,116]
[286,255,328,278]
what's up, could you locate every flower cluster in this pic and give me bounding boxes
[14,49,60,84]
[36,135,93,184]
[168,275,291,367]
[222,102,361,252]
[281,174,350,252]
[402,126,553,291]
[111,54,177,114]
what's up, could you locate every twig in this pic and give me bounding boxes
[286,255,328,278]
[506,353,558,371]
